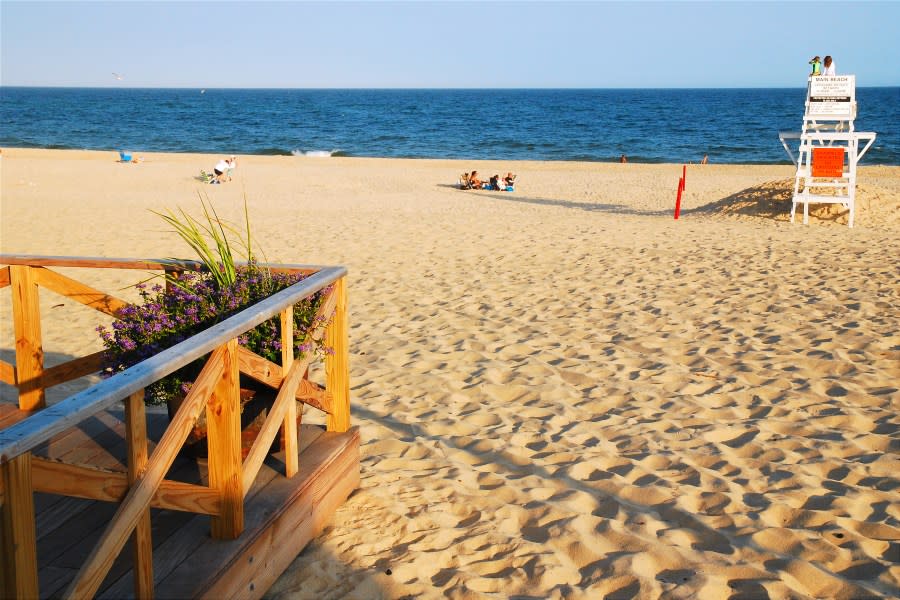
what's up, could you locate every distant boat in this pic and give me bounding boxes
[200,89,206,94]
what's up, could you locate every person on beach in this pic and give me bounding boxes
[469,170,483,189]
[213,155,237,183]
[619,154,627,163]
[822,55,836,76]
[700,154,709,165]
[489,174,501,191]
[503,172,516,189]
[809,56,822,76]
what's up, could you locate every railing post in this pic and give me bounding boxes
[125,389,154,599]
[207,339,243,539]
[163,268,183,294]
[325,277,350,432]
[1,453,39,599]
[9,265,45,410]
[280,306,299,477]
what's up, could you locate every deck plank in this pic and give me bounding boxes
[158,428,358,599]
[6,400,355,600]
[204,431,360,599]
[0,403,32,429]
[37,411,200,597]
[37,565,74,600]
[31,411,130,541]
[97,425,329,599]
[39,501,120,568]
[33,414,130,544]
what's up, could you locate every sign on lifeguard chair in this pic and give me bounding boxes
[778,75,877,228]
[812,147,844,177]
[807,76,856,121]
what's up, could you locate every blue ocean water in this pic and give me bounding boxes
[1,87,898,164]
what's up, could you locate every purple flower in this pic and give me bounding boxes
[98,264,330,404]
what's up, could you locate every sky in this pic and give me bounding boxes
[1,1,898,88]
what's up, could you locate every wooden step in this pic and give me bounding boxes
[797,169,851,183]
[794,193,852,204]
[798,181,850,188]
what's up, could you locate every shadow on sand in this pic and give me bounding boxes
[463,189,667,217]
[466,177,852,224]
[352,404,738,557]
[685,177,850,224]
[348,399,891,596]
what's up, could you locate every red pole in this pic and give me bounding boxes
[674,177,683,220]
[682,164,686,190]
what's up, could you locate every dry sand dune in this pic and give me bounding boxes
[1,149,898,599]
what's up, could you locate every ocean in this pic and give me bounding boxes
[1,87,898,165]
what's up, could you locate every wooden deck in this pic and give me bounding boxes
[0,255,359,598]
[1,256,357,598]
[0,402,359,599]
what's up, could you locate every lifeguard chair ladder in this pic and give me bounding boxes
[778,75,876,228]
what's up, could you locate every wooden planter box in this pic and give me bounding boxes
[168,382,298,460]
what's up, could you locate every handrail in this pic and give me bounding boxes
[777,131,876,141]
[0,264,347,463]
[0,254,330,274]
[777,131,878,167]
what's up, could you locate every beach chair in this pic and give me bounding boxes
[118,151,132,163]
[458,173,473,190]
[199,170,216,184]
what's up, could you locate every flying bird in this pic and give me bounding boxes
[112,72,124,81]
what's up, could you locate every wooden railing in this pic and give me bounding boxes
[0,255,350,599]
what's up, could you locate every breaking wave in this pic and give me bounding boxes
[291,149,344,157]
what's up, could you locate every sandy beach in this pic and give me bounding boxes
[1,148,899,599]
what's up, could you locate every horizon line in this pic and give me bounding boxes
[4,84,899,91]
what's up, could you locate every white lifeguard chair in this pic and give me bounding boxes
[778,75,876,228]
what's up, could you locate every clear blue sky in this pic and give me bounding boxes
[2,1,898,88]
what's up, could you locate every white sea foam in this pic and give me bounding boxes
[291,149,338,157]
